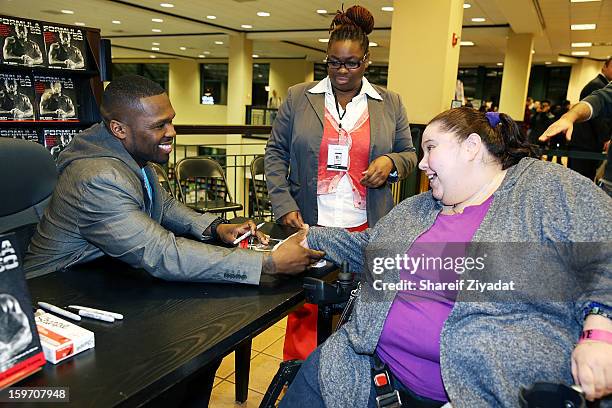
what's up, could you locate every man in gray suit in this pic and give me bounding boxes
[25,75,323,282]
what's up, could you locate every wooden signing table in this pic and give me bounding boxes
[14,223,334,407]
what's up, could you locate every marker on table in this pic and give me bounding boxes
[38,302,81,321]
[78,309,115,323]
[68,305,123,320]
[232,222,265,245]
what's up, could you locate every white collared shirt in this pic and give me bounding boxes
[308,76,382,227]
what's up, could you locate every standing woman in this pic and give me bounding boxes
[265,5,417,360]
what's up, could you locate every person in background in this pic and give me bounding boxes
[281,107,612,407]
[565,57,612,180]
[529,99,555,144]
[265,4,416,361]
[541,82,612,195]
[523,96,534,135]
[267,89,282,123]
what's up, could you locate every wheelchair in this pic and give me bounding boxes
[259,262,591,408]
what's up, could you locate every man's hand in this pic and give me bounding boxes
[571,340,612,401]
[10,108,24,118]
[539,117,574,143]
[21,55,34,66]
[360,155,394,188]
[263,230,324,275]
[216,220,269,245]
[280,210,304,228]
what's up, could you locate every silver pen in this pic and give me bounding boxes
[78,309,115,323]
[38,302,82,321]
[68,305,123,320]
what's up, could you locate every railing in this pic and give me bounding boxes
[245,105,279,125]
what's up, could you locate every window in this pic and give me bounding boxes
[112,63,169,91]
[252,63,270,107]
[200,63,228,105]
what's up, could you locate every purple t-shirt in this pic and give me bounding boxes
[376,196,493,401]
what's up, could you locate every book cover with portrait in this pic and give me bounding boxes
[0,72,35,122]
[0,233,46,390]
[33,75,78,121]
[43,128,79,159]
[0,128,42,144]
[0,16,45,67]
[42,24,86,71]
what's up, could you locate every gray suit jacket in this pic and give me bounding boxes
[25,123,263,284]
[265,81,417,227]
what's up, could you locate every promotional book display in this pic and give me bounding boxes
[0,128,41,143]
[0,72,35,122]
[43,128,79,158]
[0,14,102,158]
[0,233,46,389]
[34,76,78,121]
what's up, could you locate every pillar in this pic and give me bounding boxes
[566,58,602,104]
[387,0,464,124]
[498,31,534,120]
[227,33,253,125]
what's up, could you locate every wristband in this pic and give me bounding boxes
[578,329,612,345]
[582,302,612,321]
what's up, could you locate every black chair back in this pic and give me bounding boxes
[250,156,273,220]
[175,157,242,216]
[0,138,58,258]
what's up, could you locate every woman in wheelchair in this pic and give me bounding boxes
[280,107,612,407]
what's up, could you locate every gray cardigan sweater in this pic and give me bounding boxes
[308,158,612,407]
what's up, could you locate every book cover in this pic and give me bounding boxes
[34,75,78,121]
[0,128,42,144]
[0,72,35,122]
[0,16,45,67]
[0,233,46,390]
[43,128,78,159]
[42,24,86,71]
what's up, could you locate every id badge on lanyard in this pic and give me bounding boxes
[327,143,349,171]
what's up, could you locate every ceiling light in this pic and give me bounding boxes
[258,74,263,78]
[241,24,253,29]
[152,47,160,51]
[471,17,486,22]
[545,61,552,64]
[179,46,186,50]
[204,51,211,54]
[463,3,472,8]
[532,50,535,54]
[61,9,74,14]
[150,55,157,58]
[257,11,270,17]
[252,54,259,58]
[75,22,86,26]
[215,41,223,45]
[381,6,394,12]
[369,42,378,47]
[152,18,164,23]
[316,9,327,14]
[571,24,596,30]
[112,20,121,24]
[152,42,160,45]
[152,28,162,32]
[207,15,217,20]
[160,3,174,8]
[571,51,590,56]
[318,38,329,43]
[570,0,601,2]
[496,62,503,66]
[571,42,592,47]
[460,41,474,46]
[198,54,205,58]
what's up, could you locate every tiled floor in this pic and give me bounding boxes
[209,316,287,407]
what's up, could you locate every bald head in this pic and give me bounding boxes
[100,75,166,125]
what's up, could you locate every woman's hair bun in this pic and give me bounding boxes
[331,5,374,35]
